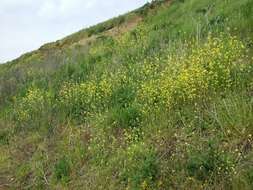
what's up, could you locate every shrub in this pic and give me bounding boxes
[54,157,71,183]
[110,84,136,108]
[109,104,142,128]
[246,167,253,187]
[0,130,9,145]
[186,143,235,182]
[59,76,112,120]
[118,144,159,189]
[14,87,51,129]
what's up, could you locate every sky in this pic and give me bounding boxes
[0,0,151,63]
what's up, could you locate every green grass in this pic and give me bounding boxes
[0,0,253,189]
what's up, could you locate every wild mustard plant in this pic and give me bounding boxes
[14,87,50,125]
[138,34,247,113]
[59,76,112,119]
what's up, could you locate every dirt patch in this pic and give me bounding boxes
[105,16,143,37]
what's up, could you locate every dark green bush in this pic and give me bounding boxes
[187,143,234,182]
[110,84,135,108]
[246,167,253,187]
[0,130,9,145]
[109,104,142,128]
[54,157,71,182]
[119,144,159,189]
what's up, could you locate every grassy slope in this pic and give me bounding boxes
[0,0,253,189]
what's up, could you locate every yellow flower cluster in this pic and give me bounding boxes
[15,87,49,123]
[59,75,113,116]
[56,34,247,118]
[138,34,246,112]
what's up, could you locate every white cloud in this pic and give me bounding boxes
[38,1,56,18]
[38,0,99,19]
[0,0,33,6]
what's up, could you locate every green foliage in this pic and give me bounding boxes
[54,156,71,183]
[13,87,52,129]
[247,168,253,187]
[138,34,247,113]
[186,143,234,182]
[15,163,32,186]
[118,144,158,189]
[0,130,9,145]
[110,84,136,108]
[59,76,112,120]
[109,104,142,128]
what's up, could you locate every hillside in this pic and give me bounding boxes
[0,0,253,189]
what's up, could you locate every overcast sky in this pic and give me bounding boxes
[0,0,151,63]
